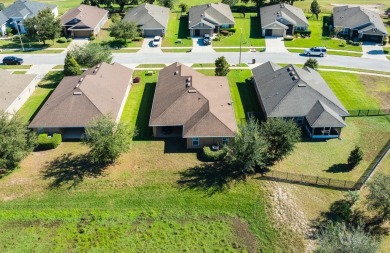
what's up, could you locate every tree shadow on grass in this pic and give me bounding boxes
[178,15,190,39]
[236,79,262,118]
[325,163,351,173]
[250,16,262,39]
[42,153,106,189]
[177,162,245,196]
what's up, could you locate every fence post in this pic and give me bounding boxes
[344,180,347,188]
[315,176,318,184]
[301,174,303,182]
[328,178,331,186]
[286,172,289,180]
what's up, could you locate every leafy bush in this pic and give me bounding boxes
[294,30,312,35]
[133,37,143,41]
[225,28,236,33]
[283,36,293,41]
[38,133,62,150]
[133,77,140,83]
[57,37,67,43]
[90,35,96,41]
[339,40,346,47]
[213,36,220,41]
[220,30,229,36]
[203,146,226,161]
[67,38,73,42]
[352,41,361,46]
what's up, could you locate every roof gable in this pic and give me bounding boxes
[260,3,308,28]
[60,4,108,30]
[306,100,346,127]
[189,3,234,28]
[0,0,56,21]
[123,3,169,29]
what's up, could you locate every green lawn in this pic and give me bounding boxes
[12,70,27,74]
[284,15,362,52]
[0,36,70,51]
[212,13,265,47]
[16,71,64,122]
[272,116,390,182]
[162,13,192,47]
[293,0,390,13]
[320,71,388,109]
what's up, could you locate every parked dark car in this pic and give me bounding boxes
[203,34,211,45]
[2,56,23,65]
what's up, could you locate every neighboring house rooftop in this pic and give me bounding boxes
[0,0,57,25]
[29,62,133,128]
[189,3,234,29]
[260,3,309,28]
[60,4,108,30]
[0,69,36,111]
[149,62,237,138]
[333,5,388,34]
[123,3,169,30]
[252,61,349,122]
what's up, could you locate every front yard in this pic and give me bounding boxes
[284,15,362,52]
[212,13,265,47]
[162,13,192,47]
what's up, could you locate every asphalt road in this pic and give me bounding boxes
[10,51,390,72]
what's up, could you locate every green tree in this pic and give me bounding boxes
[108,20,138,43]
[366,174,390,220]
[0,111,37,174]
[110,13,122,24]
[347,146,363,170]
[304,58,318,70]
[314,223,379,253]
[179,3,188,13]
[82,115,135,165]
[241,0,265,13]
[270,0,304,5]
[225,118,269,174]
[24,8,61,45]
[158,0,175,9]
[310,0,321,20]
[64,53,82,76]
[260,118,301,166]
[69,43,113,68]
[222,0,239,7]
[215,56,230,76]
[0,3,5,11]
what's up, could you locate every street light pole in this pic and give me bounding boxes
[239,28,242,64]
[12,21,24,51]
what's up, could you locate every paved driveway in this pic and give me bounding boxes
[66,38,89,51]
[265,36,288,53]
[139,38,163,53]
[191,37,215,53]
[361,42,388,61]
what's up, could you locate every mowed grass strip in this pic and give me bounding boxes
[320,71,381,109]
[162,12,192,47]
[212,13,265,47]
[0,64,31,69]
[16,71,64,122]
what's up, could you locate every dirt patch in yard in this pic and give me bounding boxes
[359,75,390,108]
[231,217,258,253]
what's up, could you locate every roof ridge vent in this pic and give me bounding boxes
[73,91,82,95]
[289,71,296,76]
[287,67,293,72]
[188,89,197,93]
[298,82,306,87]
[207,3,211,7]
[292,75,299,81]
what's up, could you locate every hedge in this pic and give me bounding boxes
[202,146,226,161]
[133,37,143,41]
[57,37,67,43]
[38,133,62,150]
[294,30,312,35]
[224,28,236,33]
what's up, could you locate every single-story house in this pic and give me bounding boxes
[123,3,169,37]
[333,6,388,44]
[260,3,309,37]
[60,4,108,38]
[149,62,237,149]
[0,69,37,115]
[252,61,349,139]
[188,3,235,37]
[29,62,133,139]
[0,0,58,36]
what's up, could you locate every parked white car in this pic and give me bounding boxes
[304,47,327,57]
[152,36,162,47]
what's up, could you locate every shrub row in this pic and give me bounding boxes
[294,30,312,35]
[57,37,73,43]
[38,133,62,150]
[202,146,226,161]
[133,37,143,41]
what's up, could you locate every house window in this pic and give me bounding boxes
[221,24,229,28]
[192,137,199,146]
[222,137,228,145]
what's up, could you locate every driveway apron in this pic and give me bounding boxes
[139,38,163,53]
[361,42,388,61]
[191,37,215,53]
[265,36,289,53]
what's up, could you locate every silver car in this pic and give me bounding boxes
[304,47,327,57]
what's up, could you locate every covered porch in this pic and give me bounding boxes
[305,123,341,139]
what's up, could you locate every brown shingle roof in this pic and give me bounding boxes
[60,4,108,30]
[29,62,133,128]
[149,62,237,137]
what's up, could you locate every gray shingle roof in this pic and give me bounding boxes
[29,62,133,128]
[0,69,36,111]
[333,6,388,35]
[260,3,308,29]
[189,3,234,29]
[252,61,349,121]
[123,3,169,30]
[0,0,56,25]
[149,62,237,138]
[306,100,346,127]
[61,4,108,30]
